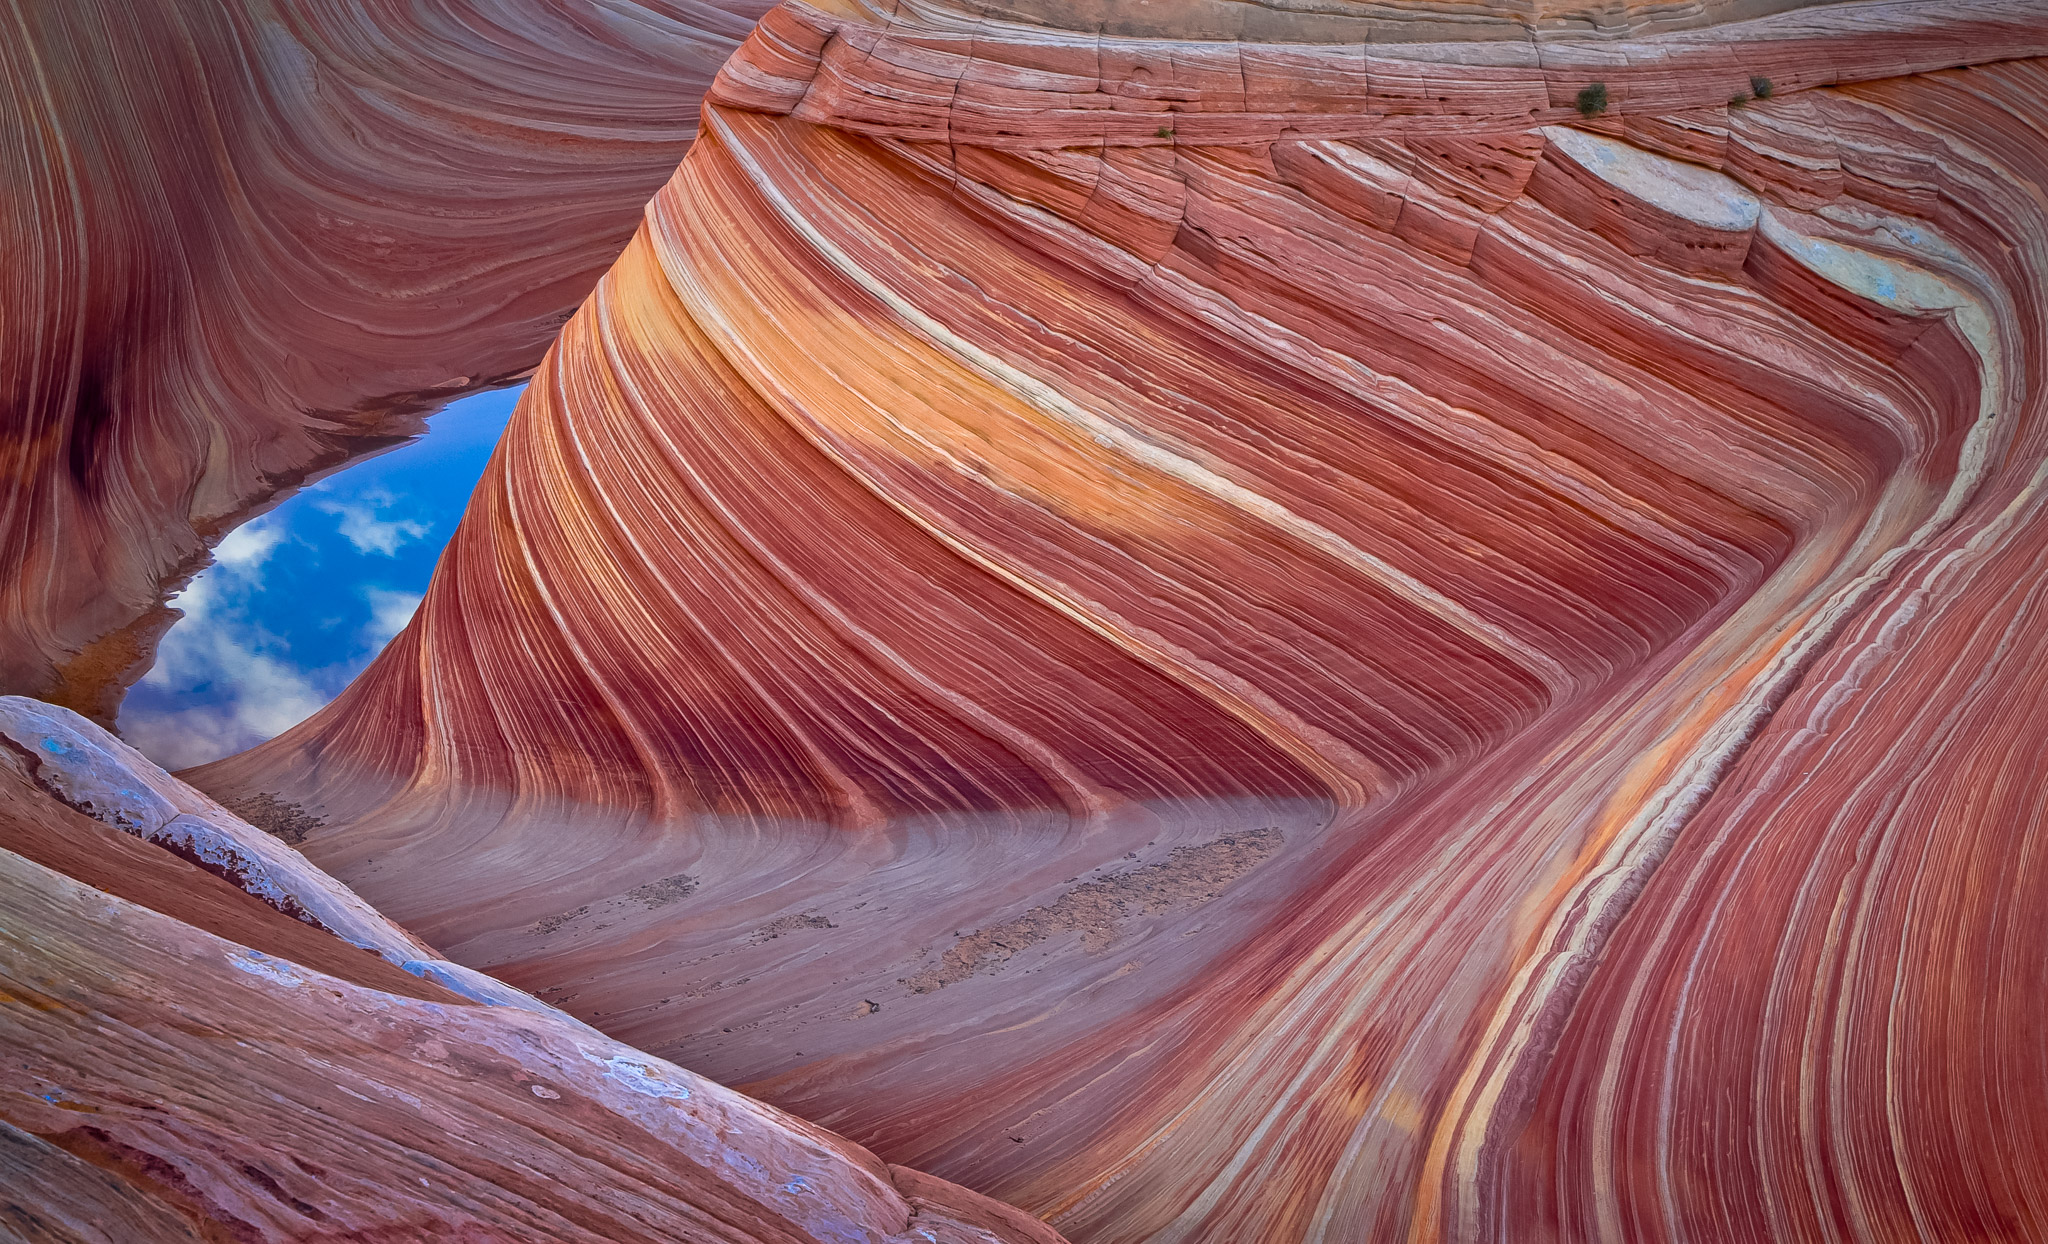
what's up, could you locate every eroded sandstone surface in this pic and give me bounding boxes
[8,0,2048,1238]
[177,0,2048,1239]
[0,697,1064,1243]
[1,0,771,720]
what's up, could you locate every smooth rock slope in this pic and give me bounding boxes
[0,696,1066,1243]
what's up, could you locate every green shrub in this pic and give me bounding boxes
[1576,82,1609,117]
[1730,92,1750,108]
[1751,75,1774,99]
[1155,126,1174,139]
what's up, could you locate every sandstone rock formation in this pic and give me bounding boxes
[0,696,1066,1243]
[176,0,2048,1239]
[0,0,770,721]
[16,0,2048,1237]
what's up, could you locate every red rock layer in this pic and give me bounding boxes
[1498,63,2048,1244]
[0,0,771,721]
[0,696,1066,1244]
[197,1,2048,1240]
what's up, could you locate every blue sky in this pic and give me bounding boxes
[119,386,522,771]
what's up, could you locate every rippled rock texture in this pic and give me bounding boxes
[7,0,2039,1236]
[0,0,772,721]
[192,0,2048,1238]
[0,697,1065,1243]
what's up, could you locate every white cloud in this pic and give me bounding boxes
[361,587,422,647]
[212,520,285,572]
[315,487,429,556]
[122,484,440,771]
[121,668,327,773]
[121,708,255,773]
[122,558,332,770]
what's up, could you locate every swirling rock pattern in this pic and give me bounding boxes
[0,697,1065,1244]
[178,0,2048,1240]
[0,0,771,721]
